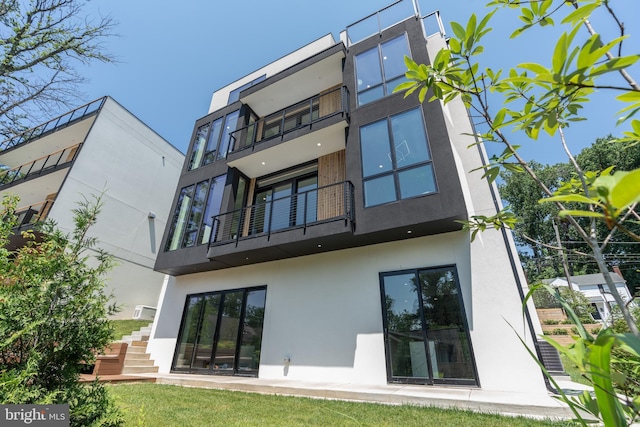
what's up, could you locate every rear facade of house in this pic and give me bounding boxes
[150,1,547,394]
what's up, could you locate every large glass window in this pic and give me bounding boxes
[173,286,267,375]
[187,110,240,170]
[165,175,225,251]
[187,124,210,171]
[250,164,318,235]
[380,266,477,385]
[355,34,411,106]
[360,108,436,207]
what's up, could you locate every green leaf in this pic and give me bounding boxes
[518,62,549,75]
[605,169,640,213]
[393,81,416,93]
[558,209,605,219]
[552,32,568,74]
[449,37,461,54]
[539,194,597,204]
[590,336,627,427]
[450,21,466,40]
[561,2,599,25]
[617,91,640,103]
[591,55,640,77]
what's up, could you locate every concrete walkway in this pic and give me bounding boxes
[128,372,585,420]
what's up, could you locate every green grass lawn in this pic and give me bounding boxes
[108,384,576,426]
[110,319,151,341]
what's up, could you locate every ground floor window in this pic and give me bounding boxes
[173,286,266,376]
[380,266,477,385]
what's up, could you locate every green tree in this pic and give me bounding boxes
[0,194,123,426]
[396,0,640,424]
[0,0,115,139]
[500,137,640,290]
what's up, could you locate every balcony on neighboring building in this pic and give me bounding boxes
[207,181,355,267]
[0,98,105,153]
[0,143,81,190]
[227,86,349,178]
[5,198,55,251]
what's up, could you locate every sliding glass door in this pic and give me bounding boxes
[173,287,267,376]
[380,266,477,385]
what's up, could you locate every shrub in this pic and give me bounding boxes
[543,319,560,325]
[0,194,123,426]
[551,328,569,335]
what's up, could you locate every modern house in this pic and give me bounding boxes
[0,96,184,319]
[544,270,634,322]
[148,1,549,396]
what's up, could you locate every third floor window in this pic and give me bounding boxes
[187,110,240,171]
[355,33,411,106]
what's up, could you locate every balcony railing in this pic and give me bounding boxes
[0,97,105,152]
[345,0,420,46]
[14,200,54,229]
[228,86,349,155]
[209,181,354,247]
[422,10,445,38]
[0,143,82,188]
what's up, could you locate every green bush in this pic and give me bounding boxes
[543,319,560,325]
[0,194,123,426]
[550,328,569,335]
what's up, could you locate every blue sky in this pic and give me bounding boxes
[77,0,639,165]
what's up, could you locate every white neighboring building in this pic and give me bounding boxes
[0,96,184,319]
[545,272,634,322]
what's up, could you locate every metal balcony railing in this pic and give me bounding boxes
[14,200,54,229]
[422,10,446,38]
[209,181,354,247]
[0,97,106,152]
[228,86,349,155]
[0,143,82,189]
[345,0,420,47]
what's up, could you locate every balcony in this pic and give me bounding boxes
[227,86,349,177]
[238,42,345,117]
[4,200,54,252]
[207,181,355,267]
[0,97,105,152]
[14,200,54,229]
[0,143,81,190]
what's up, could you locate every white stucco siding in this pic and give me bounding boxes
[426,33,544,342]
[49,97,184,318]
[148,231,547,394]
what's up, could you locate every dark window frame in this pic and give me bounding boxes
[249,163,319,234]
[187,110,240,171]
[172,285,267,376]
[359,106,437,207]
[355,33,411,106]
[379,265,479,386]
[164,175,225,251]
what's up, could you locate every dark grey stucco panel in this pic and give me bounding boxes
[343,17,468,238]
